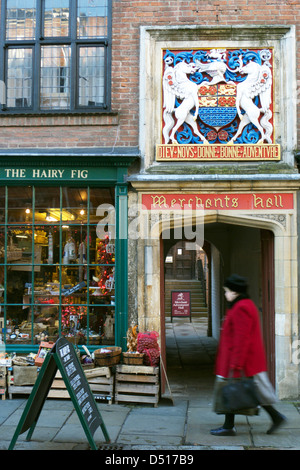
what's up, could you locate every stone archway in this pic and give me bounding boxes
[135,208,298,398]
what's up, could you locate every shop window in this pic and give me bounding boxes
[0,0,111,113]
[0,186,117,348]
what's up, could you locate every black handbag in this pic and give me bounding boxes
[221,376,260,413]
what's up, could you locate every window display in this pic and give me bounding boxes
[0,186,116,347]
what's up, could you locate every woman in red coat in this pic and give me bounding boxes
[211,274,286,436]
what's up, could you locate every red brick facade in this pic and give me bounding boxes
[0,0,299,151]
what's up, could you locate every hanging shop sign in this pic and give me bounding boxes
[142,193,294,211]
[158,48,280,161]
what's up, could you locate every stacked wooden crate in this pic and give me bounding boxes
[8,365,114,404]
[0,366,7,400]
[83,367,114,404]
[7,365,38,399]
[115,364,159,407]
[48,366,114,404]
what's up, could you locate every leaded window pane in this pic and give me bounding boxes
[6,0,36,40]
[77,0,108,38]
[6,48,33,108]
[40,45,71,109]
[78,46,105,107]
[44,0,69,37]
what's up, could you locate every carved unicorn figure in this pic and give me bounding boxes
[230,57,273,144]
[163,60,208,144]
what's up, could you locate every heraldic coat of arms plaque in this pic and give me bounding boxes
[157,48,280,161]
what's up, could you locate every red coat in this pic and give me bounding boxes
[215,298,267,378]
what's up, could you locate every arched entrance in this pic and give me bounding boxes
[131,184,298,399]
[160,218,276,392]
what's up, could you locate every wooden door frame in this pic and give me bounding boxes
[261,229,275,386]
[160,235,166,393]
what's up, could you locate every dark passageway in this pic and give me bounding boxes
[165,319,217,400]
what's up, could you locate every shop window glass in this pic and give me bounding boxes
[0,187,6,223]
[7,186,33,223]
[2,185,116,348]
[62,187,88,224]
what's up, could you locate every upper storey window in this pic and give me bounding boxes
[0,0,111,113]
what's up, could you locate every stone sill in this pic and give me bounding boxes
[144,162,298,176]
[0,112,119,127]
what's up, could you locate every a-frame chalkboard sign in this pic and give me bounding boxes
[9,337,110,450]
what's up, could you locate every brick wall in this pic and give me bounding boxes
[0,0,299,151]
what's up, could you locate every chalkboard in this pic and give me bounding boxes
[55,337,106,439]
[171,290,191,322]
[9,337,110,450]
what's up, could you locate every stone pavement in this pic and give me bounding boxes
[1,319,300,451]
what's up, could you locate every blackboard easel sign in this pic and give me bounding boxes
[171,290,191,322]
[9,337,110,450]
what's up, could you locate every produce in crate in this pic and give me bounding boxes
[137,331,160,366]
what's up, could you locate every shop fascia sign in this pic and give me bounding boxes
[1,168,89,180]
[158,47,280,161]
[141,193,294,211]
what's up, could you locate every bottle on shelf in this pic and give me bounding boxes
[63,233,77,264]
[48,231,53,264]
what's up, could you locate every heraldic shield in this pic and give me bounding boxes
[198,83,237,142]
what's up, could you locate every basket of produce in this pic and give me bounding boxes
[94,346,122,366]
[122,351,144,365]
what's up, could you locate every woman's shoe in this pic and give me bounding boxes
[210,426,237,436]
[266,414,287,434]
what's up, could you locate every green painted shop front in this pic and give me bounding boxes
[0,153,136,354]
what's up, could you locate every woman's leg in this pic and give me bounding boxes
[223,413,235,429]
[210,413,236,435]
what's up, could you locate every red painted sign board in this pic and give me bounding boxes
[171,291,191,322]
[142,193,294,211]
[156,144,280,161]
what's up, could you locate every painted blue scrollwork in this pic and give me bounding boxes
[176,124,194,144]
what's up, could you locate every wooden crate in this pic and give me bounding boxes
[48,367,114,404]
[84,367,114,404]
[115,364,159,407]
[8,366,114,404]
[0,366,6,400]
[7,365,37,399]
